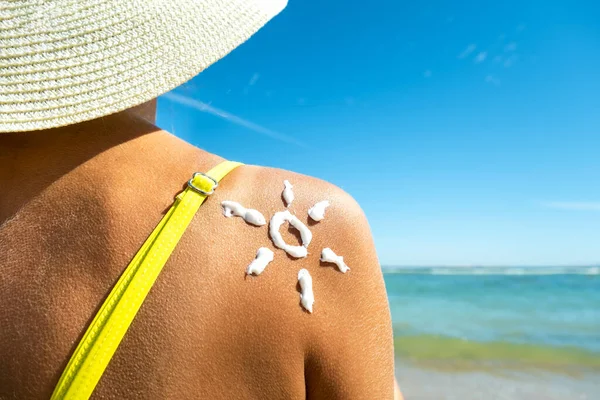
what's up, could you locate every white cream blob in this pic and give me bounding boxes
[308,200,330,222]
[298,268,314,313]
[269,210,311,258]
[321,248,350,273]
[288,213,313,247]
[221,201,266,226]
[283,245,308,258]
[246,247,274,276]
[282,180,294,207]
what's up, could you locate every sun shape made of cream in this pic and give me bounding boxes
[269,210,312,258]
[221,178,352,316]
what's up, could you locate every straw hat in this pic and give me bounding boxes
[0,0,287,132]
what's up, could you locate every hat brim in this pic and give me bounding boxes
[0,0,286,132]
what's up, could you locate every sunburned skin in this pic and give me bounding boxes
[246,247,274,276]
[282,180,294,207]
[269,210,310,258]
[320,248,350,273]
[308,200,330,222]
[221,200,266,226]
[297,269,314,313]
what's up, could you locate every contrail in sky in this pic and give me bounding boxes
[163,92,305,147]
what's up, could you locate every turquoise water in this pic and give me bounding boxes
[384,267,600,373]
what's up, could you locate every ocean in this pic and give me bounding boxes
[384,266,600,399]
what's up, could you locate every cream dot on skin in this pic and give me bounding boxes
[246,247,274,276]
[308,200,330,222]
[282,244,308,258]
[321,248,350,273]
[221,200,266,226]
[288,213,312,247]
[298,269,314,313]
[282,180,294,207]
[269,210,311,258]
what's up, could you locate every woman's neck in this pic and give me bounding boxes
[0,110,161,225]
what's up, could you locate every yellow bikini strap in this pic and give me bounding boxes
[51,161,243,400]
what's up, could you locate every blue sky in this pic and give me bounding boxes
[157,0,600,266]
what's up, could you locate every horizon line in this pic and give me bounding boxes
[381,264,599,268]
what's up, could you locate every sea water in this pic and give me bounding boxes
[384,266,600,375]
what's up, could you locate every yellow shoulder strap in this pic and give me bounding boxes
[51,161,243,400]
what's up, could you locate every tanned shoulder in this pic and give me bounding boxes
[221,165,395,399]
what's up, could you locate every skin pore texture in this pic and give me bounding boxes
[0,105,395,399]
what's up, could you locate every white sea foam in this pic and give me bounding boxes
[381,266,600,276]
[584,266,599,275]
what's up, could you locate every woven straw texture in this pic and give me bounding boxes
[0,0,286,132]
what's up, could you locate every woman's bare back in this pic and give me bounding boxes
[0,114,394,399]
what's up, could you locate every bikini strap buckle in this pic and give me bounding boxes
[187,172,219,195]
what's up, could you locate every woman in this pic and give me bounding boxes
[0,1,400,398]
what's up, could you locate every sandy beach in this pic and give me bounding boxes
[396,363,600,400]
